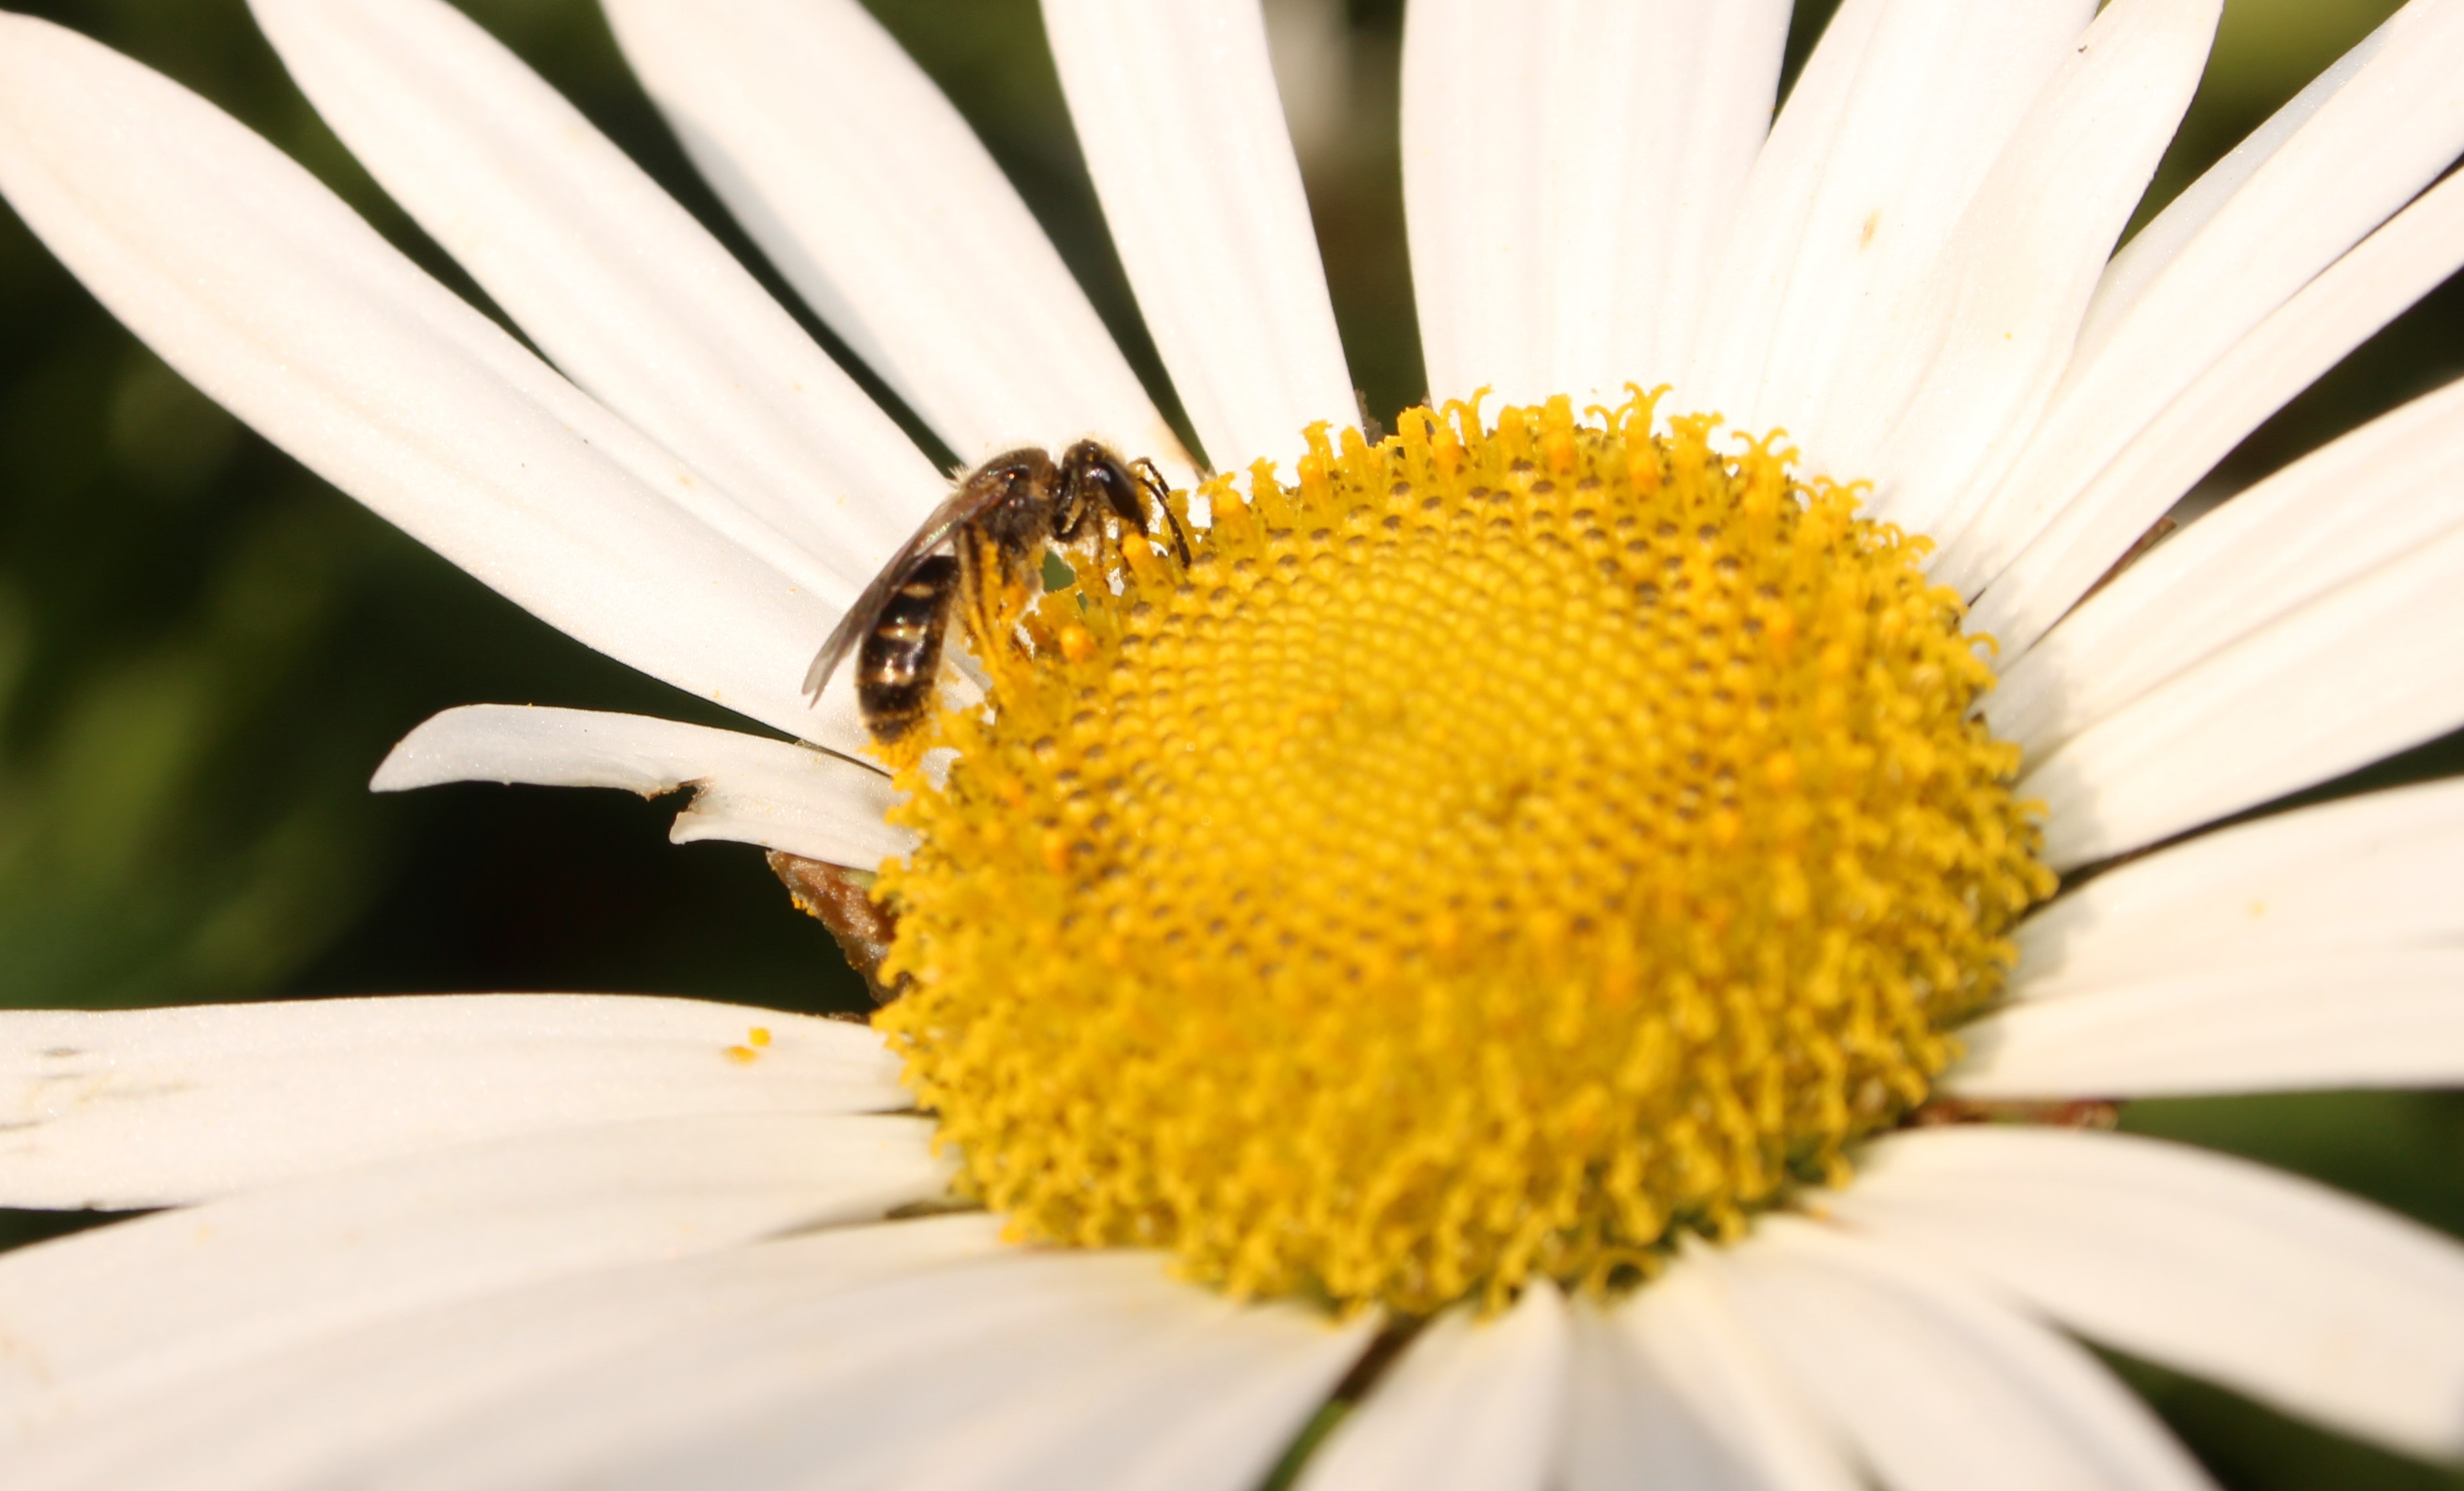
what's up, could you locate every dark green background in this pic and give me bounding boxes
[0,2,2458,1486]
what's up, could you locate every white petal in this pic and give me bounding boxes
[1539,1,1791,404]
[1995,373,2464,758]
[371,704,910,866]
[353,1250,1203,1490]
[1564,1262,1856,1491]
[884,1294,1370,1491]
[1678,0,1883,428]
[1950,947,2464,1099]
[1563,1308,1697,1491]
[1044,0,1354,472]
[1937,0,2464,595]
[0,1215,1012,1489]
[1973,173,2464,660]
[0,1112,947,1439]
[1400,0,1552,407]
[2012,779,2464,997]
[1994,371,2464,758]
[601,0,1190,477]
[248,0,946,591]
[1855,0,2217,539]
[1836,1126,2464,1458]
[1721,1218,2216,1491]
[1298,1284,1568,1491]
[1692,0,2097,468]
[2071,7,2405,372]
[1048,1308,1371,1491]
[2021,519,2464,869]
[0,994,904,1207]
[0,16,852,747]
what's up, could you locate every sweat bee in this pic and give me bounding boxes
[804,440,1190,744]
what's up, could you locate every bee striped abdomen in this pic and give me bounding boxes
[856,553,960,743]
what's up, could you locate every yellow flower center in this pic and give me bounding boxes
[872,393,2052,1314]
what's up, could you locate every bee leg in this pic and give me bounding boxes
[1154,495,1194,567]
[1132,457,1194,565]
[956,524,1039,691]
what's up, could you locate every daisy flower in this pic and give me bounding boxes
[4,0,2464,1486]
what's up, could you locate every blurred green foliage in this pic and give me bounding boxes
[0,3,2458,1486]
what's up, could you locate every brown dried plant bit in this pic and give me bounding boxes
[768,851,902,1004]
[2076,512,2180,607]
[872,393,2055,1314]
[1907,1096,2121,1130]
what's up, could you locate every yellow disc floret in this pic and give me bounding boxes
[872,393,2053,1315]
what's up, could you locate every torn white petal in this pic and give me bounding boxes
[373,704,910,867]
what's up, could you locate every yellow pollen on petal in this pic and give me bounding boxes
[871,392,2053,1315]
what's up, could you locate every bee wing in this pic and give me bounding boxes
[801,589,886,700]
[801,486,992,701]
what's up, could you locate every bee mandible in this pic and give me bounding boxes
[804,440,1191,744]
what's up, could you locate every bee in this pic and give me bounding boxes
[804,440,1191,743]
